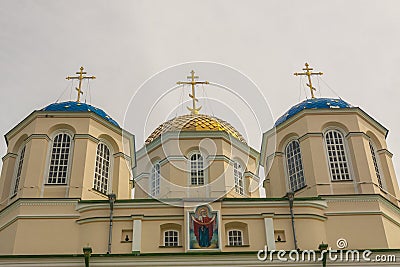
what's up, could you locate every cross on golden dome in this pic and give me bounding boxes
[66,66,96,103]
[294,63,323,99]
[177,70,209,114]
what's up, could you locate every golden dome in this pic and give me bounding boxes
[145,114,246,145]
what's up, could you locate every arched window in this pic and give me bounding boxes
[228,230,243,246]
[190,153,204,185]
[48,132,72,184]
[164,230,179,247]
[285,140,306,191]
[150,162,160,196]
[11,145,26,196]
[325,130,351,181]
[369,141,383,189]
[93,142,111,194]
[234,161,244,195]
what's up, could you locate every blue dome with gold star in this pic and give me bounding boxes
[275,98,352,126]
[42,101,119,127]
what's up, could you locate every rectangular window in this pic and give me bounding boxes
[228,230,243,246]
[164,230,179,247]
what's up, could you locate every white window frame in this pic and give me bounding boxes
[369,140,385,189]
[228,229,243,246]
[163,230,179,247]
[324,129,352,181]
[285,139,306,192]
[10,144,26,197]
[233,161,244,195]
[46,131,73,185]
[189,152,205,186]
[150,162,161,196]
[93,141,113,195]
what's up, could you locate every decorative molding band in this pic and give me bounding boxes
[273,108,388,138]
[142,215,184,221]
[323,194,400,214]
[261,213,275,218]
[244,171,259,181]
[0,214,80,231]
[73,133,99,143]
[298,132,323,142]
[137,131,259,160]
[221,200,328,210]
[222,214,265,219]
[2,152,18,162]
[345,131,370,139]
[76,216,132,225]
[134,172,149,182]
[377,148,393,158]
[0,198,79,219]
[26,133,51,143]
[273,213,327,221]
[325,211,400,228]
[131,214,144,220]
[76,201,173,212]
[207,155,234,164]
[160,156,186,166]
[266,151,284,162]
[325,211,382,216]
[113,152,131,161]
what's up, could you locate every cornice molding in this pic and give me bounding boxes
[26,133,51,143]
[272,108,388,137]
[137,131,259,161]
[73,133,99,143]
[298,132,323,142]
[113,152,131,161]
[0,214,80,231]
[2,152,18,162]
[345,131,370,139]
[377,148,393,158]
[5,111,135,145]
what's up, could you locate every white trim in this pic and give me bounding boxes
[264,217,276,250]
[132,219,142,252]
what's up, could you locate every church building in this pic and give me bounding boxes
[0,65,399,266]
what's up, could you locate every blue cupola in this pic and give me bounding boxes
[42,101,119,127]
[275,98,352,126]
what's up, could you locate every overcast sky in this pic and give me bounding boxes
[1,0,400,183]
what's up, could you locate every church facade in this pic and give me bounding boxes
[0,67,399,266]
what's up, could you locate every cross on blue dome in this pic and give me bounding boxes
[42,101,120,127]
[275,98,352,127]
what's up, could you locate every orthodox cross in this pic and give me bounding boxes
[294,63,323,99]
[177,70,209,114]
[66,66,96,102]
